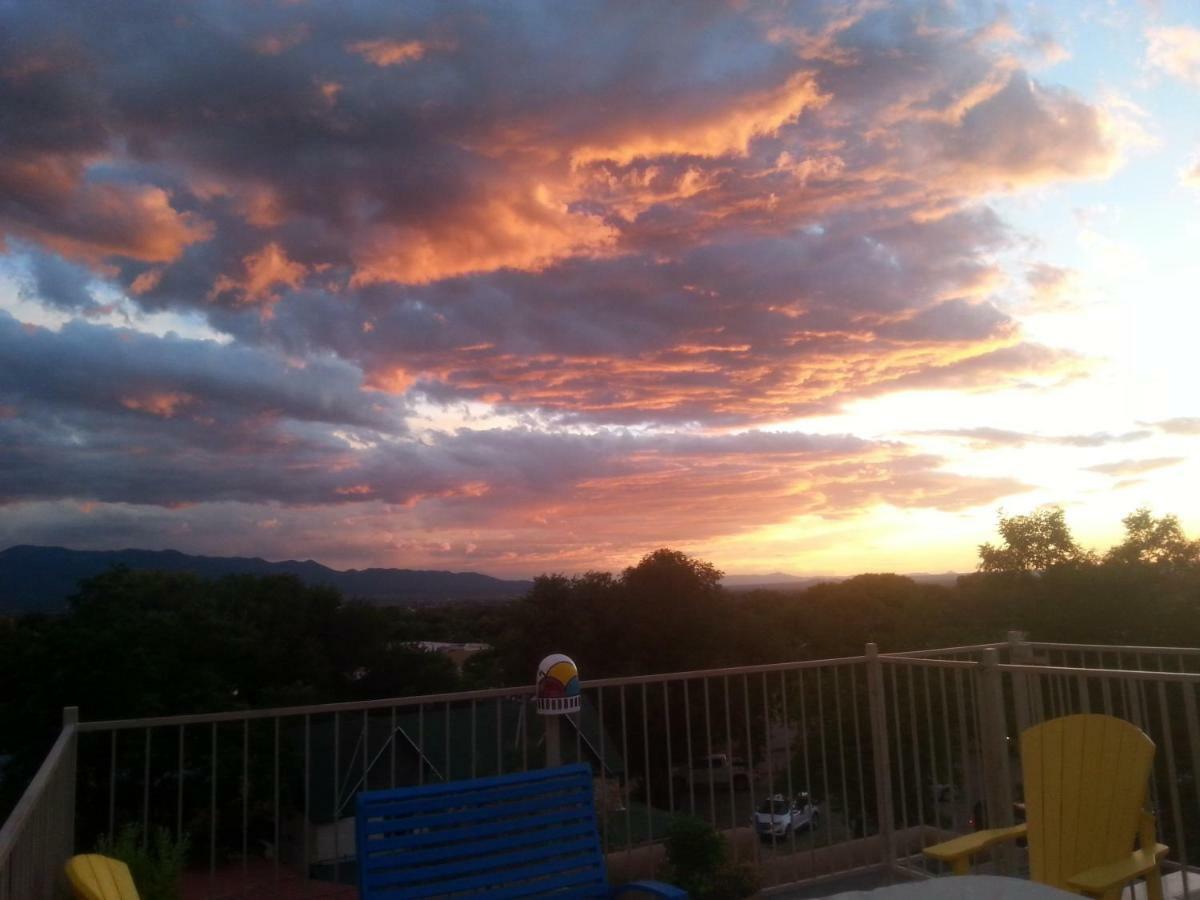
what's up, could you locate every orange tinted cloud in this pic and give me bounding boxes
[571,72,826,166]
[347,38,428,66]
[120,392,197,418]
[351,184,616,286]
[211,242,308,305]
[0,158,212,264]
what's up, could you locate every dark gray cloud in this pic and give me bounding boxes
[18,245,100,312]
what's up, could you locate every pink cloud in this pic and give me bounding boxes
[1146,25,1200,87]
[211,242,308,305]
[346,38,429,66]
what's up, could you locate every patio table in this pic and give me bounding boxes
[821,874,1078,899]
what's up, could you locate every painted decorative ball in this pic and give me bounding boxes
[535,653,581,715]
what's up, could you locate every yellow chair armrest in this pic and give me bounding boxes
[923,824,1027,876]
[1067,844,1168,897]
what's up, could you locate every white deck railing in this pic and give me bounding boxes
[3,636,1200,898]
[0,708,77,900]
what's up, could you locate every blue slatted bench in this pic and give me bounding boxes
[356,763,687,898]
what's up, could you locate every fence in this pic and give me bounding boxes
[0,708,77,900]
[4,638,1200,898]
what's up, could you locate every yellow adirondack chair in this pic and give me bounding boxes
[924,714,1168,900]
[64,854,141,900]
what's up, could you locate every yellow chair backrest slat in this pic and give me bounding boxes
[65,854,140,900]
[1022,714,1156,891]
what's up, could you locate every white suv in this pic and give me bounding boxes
[752,792,820,840]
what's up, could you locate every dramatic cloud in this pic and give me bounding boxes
[0,1,1155,572]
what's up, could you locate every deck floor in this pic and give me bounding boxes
[180,860,355,899]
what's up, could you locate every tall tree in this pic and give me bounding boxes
[1104,508,1200,568]
[977,506,1093,574]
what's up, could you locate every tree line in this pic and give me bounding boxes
[2,506,1198,819]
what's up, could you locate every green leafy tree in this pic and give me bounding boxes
[978,506,1093,574]
[1104,508,1200,568]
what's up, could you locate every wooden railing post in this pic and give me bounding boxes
[978,649,1015,872]
[865,644,896,872]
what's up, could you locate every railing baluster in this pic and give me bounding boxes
[273,716,280,888]
[443,702,451,782]
[619,685,632,865]
[519,697,528,773]
[816,667,831,870]
[108,731,116,843]
[362,708,370,791]
[723,675,737,851]
[780,670,799,881]
[936,667,957,833]
[953,666,972,839]
[703,677,716,828]
[642,682,654,862]
[889,663,909,851]
[1157,681,1188,891]
[241,719,249,890]
[575,697,583,770]
[906,664,926,849]
[598,687,608,854]
[303,714,310,894]
[332,712,340,888]
[390,706,398,787]
[742,674,758,867]
[176,726,185,843]
[797,668,816,875]
[760,672,776,865]
[833,667,850,866]
[662,682,675,819]
[920,666,939,857]
[849,665,869,867]
[142,729,151,847]
[495,699,503,777]
[469,699,477,779]
[209,722,217,894]
[418,704,426,783]
[683,679,695,817]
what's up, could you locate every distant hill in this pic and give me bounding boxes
[0,545,534,613]
[722,571,963,592]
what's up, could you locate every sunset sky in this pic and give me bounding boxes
[2,1,1198,578]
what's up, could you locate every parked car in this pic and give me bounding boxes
[673,753,752,790]
[751,792,819,840]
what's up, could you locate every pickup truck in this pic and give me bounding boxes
[672,753,752,790]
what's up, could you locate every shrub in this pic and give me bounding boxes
[95,824,190,900]
[663,816,758,899]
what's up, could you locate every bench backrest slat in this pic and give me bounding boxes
[356,763,610,898]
